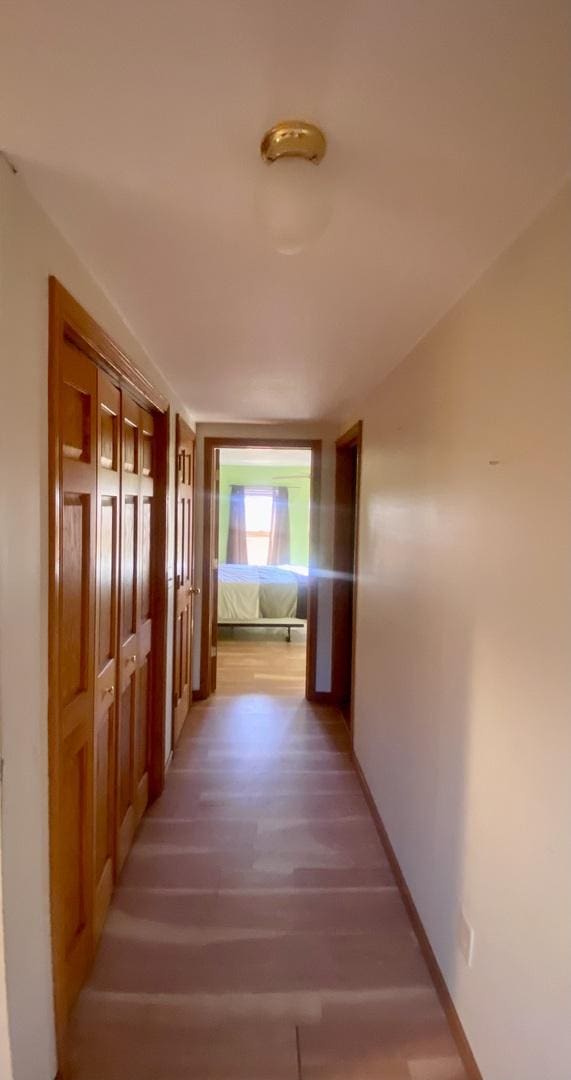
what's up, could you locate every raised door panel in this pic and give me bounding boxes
[60,493,90,711]
[54,340,97,1021]
[94,372,120,937]
[134,654,151,819]
[121,496,138,643]
[93,700,114,934]
[117,672,136,859]
[173,417,195,746]
[60,731,90,965]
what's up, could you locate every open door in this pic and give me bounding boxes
[173,416,197,746]
[332,422,362,726]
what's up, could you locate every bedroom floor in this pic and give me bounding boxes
[217,625,307,695]
[66,683,468,1079]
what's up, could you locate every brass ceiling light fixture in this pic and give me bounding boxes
[258,119,330,255]
[260,120,327,165]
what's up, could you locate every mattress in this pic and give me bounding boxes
[218,564,307,621]
[217,564,260,621]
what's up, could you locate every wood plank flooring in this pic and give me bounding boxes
[67,641,468,1079]
[216,627,307,696]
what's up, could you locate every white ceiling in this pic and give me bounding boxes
[220,447,312,468]
[1,1,569,421]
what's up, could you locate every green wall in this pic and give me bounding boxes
[218,463,311,565]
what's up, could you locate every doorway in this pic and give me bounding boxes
[199,438,321,700]
[332,422,362,727]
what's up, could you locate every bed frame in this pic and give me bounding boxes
[218,617,306,643]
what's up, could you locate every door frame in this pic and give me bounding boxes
[48,278,170,1052]
[331,421,363,728]
[172,414,197,750]
[198,437,322,701]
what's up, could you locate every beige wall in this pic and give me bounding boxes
[192,422,337,694]
[0,159,193,1080]
[0,827,13,1080]
[350,185,571,1079]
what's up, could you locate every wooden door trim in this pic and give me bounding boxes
[332,421,363,727]
[172,415,196,749]
[199,437,322,701]
[336,420,363,452]
[48,278,169,1060]
[50,279,169,413]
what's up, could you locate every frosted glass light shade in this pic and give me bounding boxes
[258,157,331,255]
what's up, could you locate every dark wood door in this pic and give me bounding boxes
[332,424,362,723]
[93,371,120,940]
[173,416,196,746]
[51,339,97,1025]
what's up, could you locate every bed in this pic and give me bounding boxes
[217,564,308,641]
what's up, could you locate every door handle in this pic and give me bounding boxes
[127,654,137,664]
[188,586,201,596]
[103,685,115,697]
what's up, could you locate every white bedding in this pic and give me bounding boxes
[217,565,260,621]
[218,564,304,621]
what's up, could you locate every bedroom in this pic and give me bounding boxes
[216,446,312,694]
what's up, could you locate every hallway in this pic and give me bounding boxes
[68,689,467,1079]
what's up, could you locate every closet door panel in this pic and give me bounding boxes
[49,281,169,1060]
[94,372,120,937]
[93,699,114,933]
[97,498,116,670]
[117,675,135,832]
[55,341,97,1018]
[135,654,151,817]
[121,496,138,646]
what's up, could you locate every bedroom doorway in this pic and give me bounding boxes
[199,439,321,700]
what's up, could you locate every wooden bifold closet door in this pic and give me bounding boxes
[53,338,98,1015]
[49,280,168,1057]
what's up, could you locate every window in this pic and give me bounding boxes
[244,490,273,565]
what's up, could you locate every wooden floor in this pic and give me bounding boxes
[216,627,307,696]
[67,641,468,1079]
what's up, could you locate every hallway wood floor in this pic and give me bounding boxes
[216,628,307,696]
[68,648,468,1079]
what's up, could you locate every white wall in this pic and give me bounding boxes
[193,422,337,694]
[0,158,193,1080]
[351,184,571,1080]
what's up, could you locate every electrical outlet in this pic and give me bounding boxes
[458,911,475,968]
